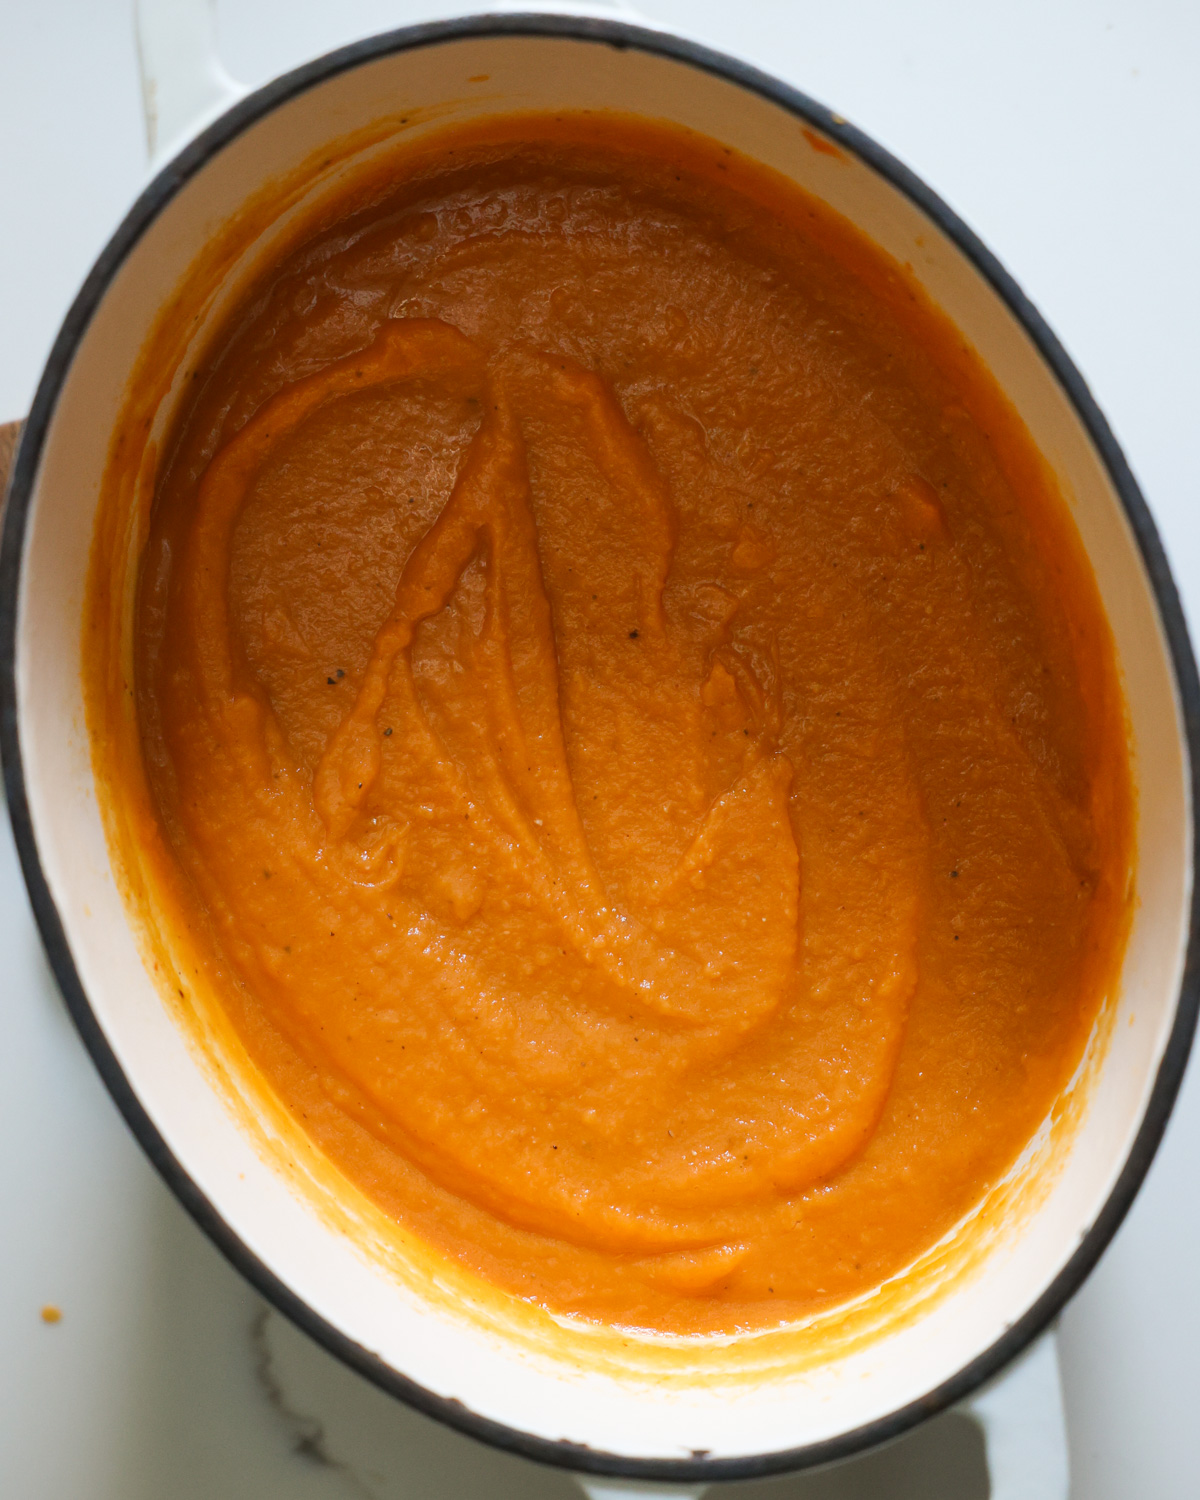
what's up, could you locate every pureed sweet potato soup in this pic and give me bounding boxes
[102,114,1133,1336]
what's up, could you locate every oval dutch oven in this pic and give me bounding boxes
[1,7,1197,1498]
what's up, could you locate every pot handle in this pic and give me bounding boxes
[489,1,651,17]
[575,1484,708,1500]
[0,421,20,504]
[133,0,245,165]
[962,1328,1070,1499]
[572,1330,1067,1499]
[132,0,652,170]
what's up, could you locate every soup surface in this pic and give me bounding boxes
[124,115,1132,1334]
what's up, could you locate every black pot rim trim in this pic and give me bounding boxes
[2,12,1198,1485]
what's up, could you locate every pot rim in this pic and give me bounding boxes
[1,11,1197,1483]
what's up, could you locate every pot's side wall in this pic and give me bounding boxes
[12,26,1190,1471]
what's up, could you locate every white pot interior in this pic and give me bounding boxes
[12,25,1192,1465]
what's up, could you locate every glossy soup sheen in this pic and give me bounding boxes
[125,115,1132,1335]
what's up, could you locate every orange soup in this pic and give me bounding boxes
[110,115,1132,1335]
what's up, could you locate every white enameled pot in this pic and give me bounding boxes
[2,4,1197,1497]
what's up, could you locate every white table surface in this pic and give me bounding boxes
[1,3,1197,1496]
